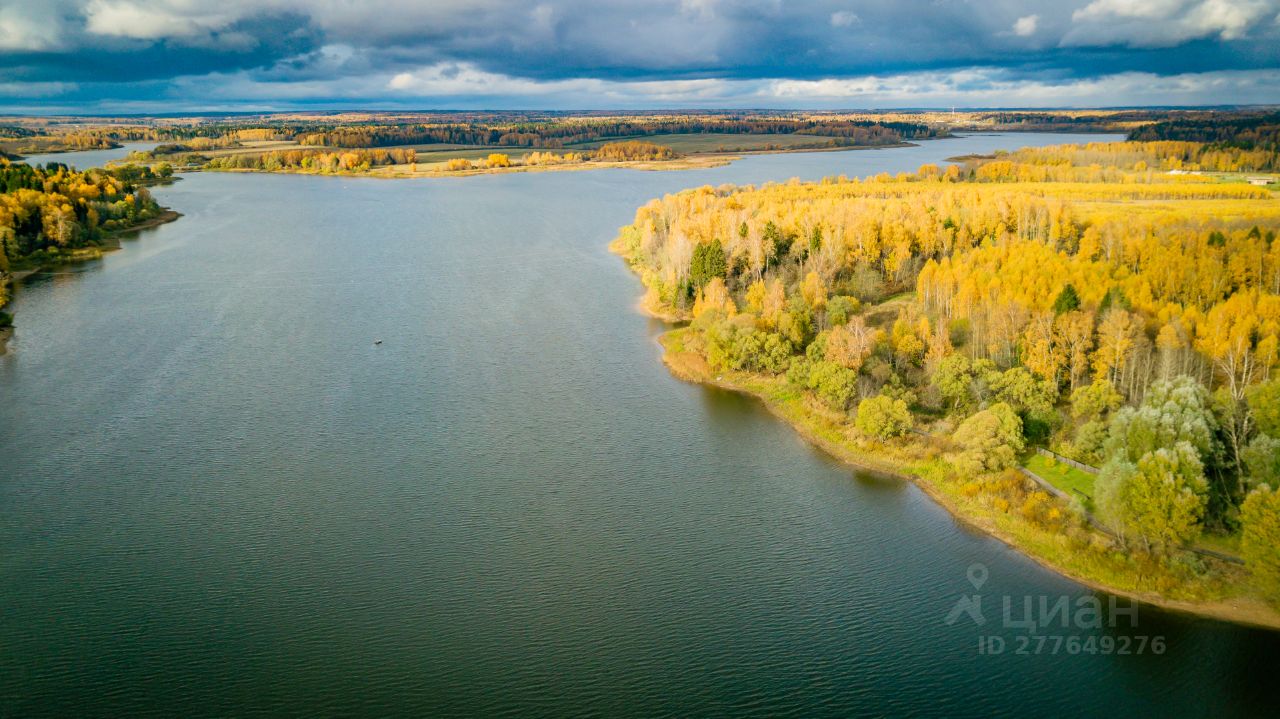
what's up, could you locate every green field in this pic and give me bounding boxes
[1025,453,1096,506]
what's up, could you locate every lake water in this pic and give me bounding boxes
[3,134,1278,717]
[20,141,161,169]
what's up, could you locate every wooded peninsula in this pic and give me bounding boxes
[0,160,173,338]
[613,113,1280,626]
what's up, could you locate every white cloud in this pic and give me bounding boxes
[1073,0,1187,21]
[830,11,860,28]
[388,63,598,96]
[1013,15,1039,36]
[0,3,65,50]
[1184,0,1269,38]
[233,62,1280,109]
[84,0,247,39]
[1066,0,1278,46]
[2,0,1278,111]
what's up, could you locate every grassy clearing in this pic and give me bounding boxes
[1025,453,1096,504]
[1196,532,1243,556]
[1024,451,1246,562]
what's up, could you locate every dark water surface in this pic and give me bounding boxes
[3,134,1277,717]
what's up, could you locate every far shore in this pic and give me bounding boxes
[177,141,921,180]
[5,141,124,159]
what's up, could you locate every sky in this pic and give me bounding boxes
[1,0,1279,113]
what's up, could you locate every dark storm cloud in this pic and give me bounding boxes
[1,12,318,83]
[0,0,1278,109]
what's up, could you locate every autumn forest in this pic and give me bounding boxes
[614,126,1280,614]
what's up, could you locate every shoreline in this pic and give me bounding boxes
[106,209,182,236]
[653,326,1280,631]
[191,155,732,179]
[4,141,123,160]
[0,209,181,354]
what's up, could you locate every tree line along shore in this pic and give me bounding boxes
[0,160,175,342]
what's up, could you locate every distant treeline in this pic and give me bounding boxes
[292,117,944,149]
[975,110,1167,131]
[0,126,176,156]
[1129,112,1280,151]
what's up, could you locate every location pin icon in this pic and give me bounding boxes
[967,563,989,591]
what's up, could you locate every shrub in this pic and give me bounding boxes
[593,140,677,162]
[951,403,1024,475]
[805,360,860,411]
[734,330,792,374]
[826,295,860,326]
[855,394,913,440]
